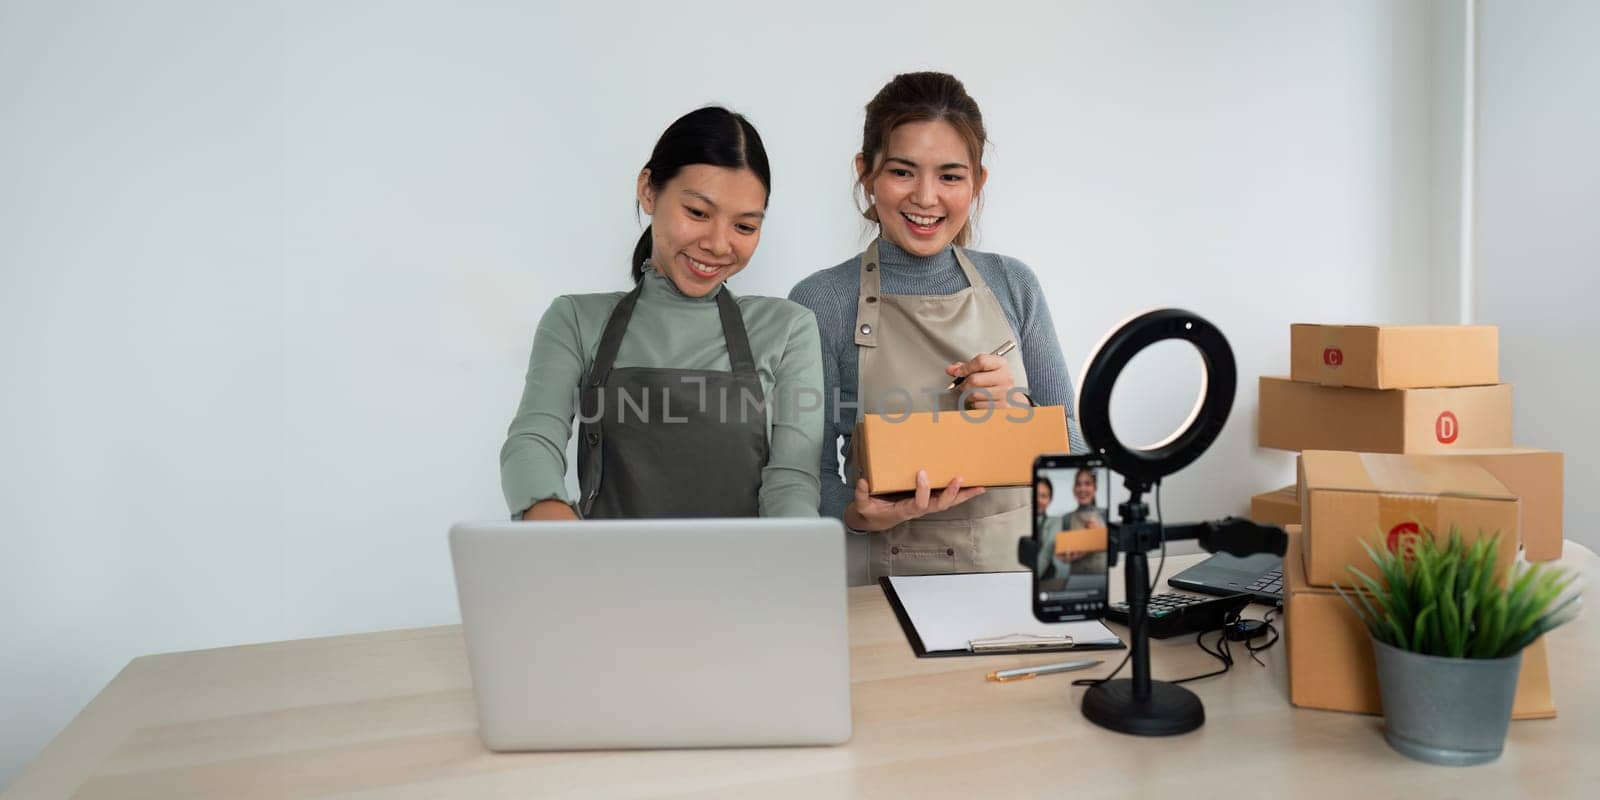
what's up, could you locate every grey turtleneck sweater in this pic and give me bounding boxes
[787,239,1088,521]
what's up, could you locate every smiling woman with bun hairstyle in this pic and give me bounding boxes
[788,72,1086,582]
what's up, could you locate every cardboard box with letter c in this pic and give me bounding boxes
[1290,324,1499,390]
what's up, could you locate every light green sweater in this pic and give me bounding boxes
[500,267,824,518]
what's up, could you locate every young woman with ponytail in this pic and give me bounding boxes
[500,107,823,521]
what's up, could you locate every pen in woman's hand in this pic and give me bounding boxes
[946,339,1017,391]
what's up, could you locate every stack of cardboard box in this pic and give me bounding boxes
[1253,324,1565,717]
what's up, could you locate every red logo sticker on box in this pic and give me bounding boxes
[1323,347,1343,367]
[1436,411,1459,444]
[1387,521,1422,556]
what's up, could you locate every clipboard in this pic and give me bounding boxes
[879,571,1125,658]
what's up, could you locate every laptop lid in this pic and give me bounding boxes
[1167,551,1284,602]
[449,518,852,750]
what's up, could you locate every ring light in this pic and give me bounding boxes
[1020,308,1278,736]
[1058,307,1255,737]
[1075,309,1236,486]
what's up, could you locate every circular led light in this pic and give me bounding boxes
[1075,309,1235,485]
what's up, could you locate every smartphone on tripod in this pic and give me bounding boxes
[1031,454,1111,622]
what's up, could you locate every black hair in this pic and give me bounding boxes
[632,106,771,281]
[1076,468,1097,486]
[1037,476,1054,495]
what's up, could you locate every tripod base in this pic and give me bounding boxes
[1082,679,1205,736]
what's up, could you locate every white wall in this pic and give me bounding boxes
[1428,0,1471,324]
[1,0,1439,786]
[1475,1,1600,552]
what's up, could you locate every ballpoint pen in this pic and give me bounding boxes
[985,658,1103,683]
[946,339,1018,391]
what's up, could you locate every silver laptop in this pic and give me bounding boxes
[449,518,853,750]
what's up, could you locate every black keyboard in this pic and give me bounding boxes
[1245,568,1283,599]
[1103,592,1253,639]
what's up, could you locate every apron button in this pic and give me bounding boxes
[890,546,900,555]
[946,548,955,556]
[859,323,873,336]
[866,264,876,272]
[586,433,599,445]
[865,296,878,304]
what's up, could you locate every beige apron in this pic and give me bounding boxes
[842,239,1033,583]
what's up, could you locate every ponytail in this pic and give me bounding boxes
[631,226,653,282]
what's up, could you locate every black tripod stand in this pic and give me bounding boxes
[1083,477,1286,736]
[1040,306,1284,734]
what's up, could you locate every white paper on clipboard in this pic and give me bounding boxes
[886,571,1121,653]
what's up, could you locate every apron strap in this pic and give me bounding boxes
[586,281,757,385]
[584,285,644,388]
[713,287,759,378]
[579,286,644,516]
[854,240,883,348]
[952,246,991,293]
[856,240,990,349]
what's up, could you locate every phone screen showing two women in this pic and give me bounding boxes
[1032,461,1110,621]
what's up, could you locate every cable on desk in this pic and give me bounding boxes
[1173,607,1282,684]
[1247,608,1282,667]
[1074,650,1132,688]
[1077,605,1283,689]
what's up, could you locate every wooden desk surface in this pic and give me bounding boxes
[11,546,1598,799]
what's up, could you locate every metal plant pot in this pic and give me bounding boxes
[1370,637,1524,766]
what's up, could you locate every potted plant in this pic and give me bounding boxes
[1336,526,1580,766]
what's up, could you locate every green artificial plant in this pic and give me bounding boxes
[1335,525,1581,659]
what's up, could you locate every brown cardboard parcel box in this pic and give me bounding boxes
[1284,524,1555,718]
[1249,485,1300,527]
[1259,376,1512,453]
[1445,447,1565,562]
[1297,450,1534,588]
[1054,526,1109,556]
[854,405,1069,494]
[1290,324,1499,389]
